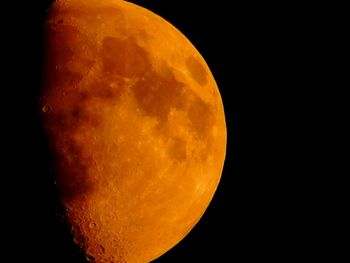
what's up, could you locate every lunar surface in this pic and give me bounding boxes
[41,0,226,262]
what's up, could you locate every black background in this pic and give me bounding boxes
[3,0,327,262]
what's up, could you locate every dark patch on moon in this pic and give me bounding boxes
[168,137,187,161]
[45,101,101,202]
[54,138,95,203]
[49,69,84,89]
[132,70,185,122]
[79,91,90,101]
[102,36,151,78]
[46,25,79,65]
[100,35,215,153]
[102,36,187,123]
[89,78,126,102]
[47,106,100,133]
[185,56,208,86]
[44,24,96,89]
[188,95,214,138]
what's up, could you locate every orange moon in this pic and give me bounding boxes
[41,0,226,262]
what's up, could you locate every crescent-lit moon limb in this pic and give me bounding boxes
[41,0,227,262]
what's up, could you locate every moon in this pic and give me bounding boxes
[41,0,226,262]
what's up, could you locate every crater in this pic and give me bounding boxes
[101,36,150,78]
[185,56,208,86]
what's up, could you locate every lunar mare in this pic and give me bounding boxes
[42,0,226,262]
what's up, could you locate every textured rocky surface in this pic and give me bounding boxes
[42,0,226,262]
